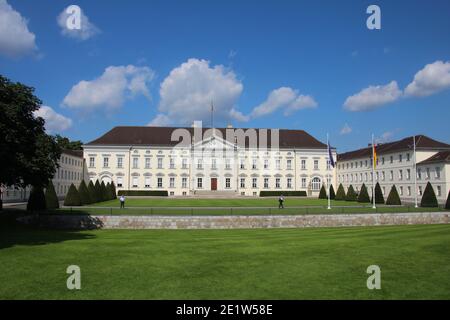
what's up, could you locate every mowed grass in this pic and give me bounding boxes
[1,223,449,299]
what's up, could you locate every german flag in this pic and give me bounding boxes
[373,143,377,169]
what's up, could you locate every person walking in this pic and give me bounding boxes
[119,195,125,209]
[278,195,285,209]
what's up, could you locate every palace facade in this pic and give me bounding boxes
[83,126,337,196]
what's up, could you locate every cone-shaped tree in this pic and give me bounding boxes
[357,183,370,203]
[88,180,97,203]
[345,185,357,201]
[94,180,102,203]
[445,190,450,210]
[78,180,91,205]
[45,180,59,209]
[318,185,327,199]
[105,182,112,200]
[329,185,336,200]
[386,185,401,205]
[100,181,108,201]
[420,182,438,207]
[335,183,346,201]
[373,182,385,204]
[64,183,81,206]
[27,186,46,212]
[110,181,117,199]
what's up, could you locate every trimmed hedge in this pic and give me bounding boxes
[110,181,117,199]
[260,191,307,197]
[445,190,450,210]
[335,184,346,201]
[420,182,438,208]
[357,183,370,203]
[329,185,336,200]
[386,185,401,205]
[64,183,82,206]
[373,182,385,204]
[94,180,102,202]
[27,186,46,211]
[78,180,91,205]
[100,181,108,201]
[117,190,169,197]
[318,185,327,199]
[345,185,357,201]
[88,180,96,203]
[45,180,59,209]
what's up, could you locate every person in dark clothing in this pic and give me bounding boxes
[278,195,285,209]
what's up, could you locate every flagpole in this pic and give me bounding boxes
[372,134,376,209]
[327,133,331,210]
[413,135,418,208]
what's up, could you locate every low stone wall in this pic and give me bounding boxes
[17,212,450,230]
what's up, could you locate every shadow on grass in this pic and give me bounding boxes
[0,209,97,250]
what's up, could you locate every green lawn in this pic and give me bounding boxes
[1,222,449,299]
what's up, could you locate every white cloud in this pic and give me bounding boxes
[62,65,155,111]
[34,106,72,133]
[404,60,450,97]
[343,81,402,111]
[57,5,100,40]
[155,58,244,126]
[148,114,172,126]
[0,0,37,58]
[250,87,317,118]
[340,123,352,135]
[375,131,395,144]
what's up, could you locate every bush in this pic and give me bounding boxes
[373,182,385,204]
[386,185,401,205]
[445,190,450,210]
[78,180,91,205]
[45,180,59,209]
[94,180,102,202]
[100,181,108,201]
[27,186,46,211]
[117,190,169,196]
[329,185,336,200]
[110,181,117,199]
[64,183,82,206]
[88,180,97,203]
[345,185,357,201]
[318,185,327,199]
[420,182,438,208]
[259,191,307,197]
[357,183,370,203]
[335,184,346,201]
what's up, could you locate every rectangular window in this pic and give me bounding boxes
[240,178,245,188]
[170,177,175,188]
[225,178,230,189]
[406,153,410,161]
[132,177,138,188]
[382,157,385,165]
[399,154,403,162]
[301,178,306,188]
[275,178,280,188]
[252,178,257,189]
[133,157,139,169]
[117,177,123,188]
[226,159,231,169]
[264,159,269,169]
[399,170,403,180]
[400,186,403,196]
[426,168,430,179]
[287,178,292,189]
[89,157,95,168]
[381,171,385,181]
[252,159,257,169]
[275,159,280,170]
[419,186,422,195]
[211,158,217,170]
[145,158,151,169]
[170,158,175,169]
[301,159,306,170]
[406,169,411,180]
[117,157,123,168]
[240,159,245,169]
[197,178,202,188]
[182,158,188,169]
[435,167,441,179]
[314,160,319,170]
[157,178,163,188]
[103,157,109,168]
[145,177,150,188]
[287,159,292,170]
[389,171,393,181]
[264,178,269,189]
[197,159,203,169]
[407,186,411,196]
[437,186,441,197]
[390,156,393,164]
[182,177,187,188]
[157,158,163,169]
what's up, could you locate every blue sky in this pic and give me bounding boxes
[1,0,449,152]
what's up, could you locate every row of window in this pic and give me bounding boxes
[339,153,412,170]
[61,156,82,167]
[349,184,443,197]
[90,156,331,171]
[56,168,82,181]
[339,167,441,183]
[115,176,325,191]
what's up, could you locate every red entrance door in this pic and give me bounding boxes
[211,178,217,191]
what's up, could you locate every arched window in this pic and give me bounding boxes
[311,177,321,191]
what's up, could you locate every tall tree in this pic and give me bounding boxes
[54,134,83,150]
[420,182,438,208]
[357,183,370,203]
[0,75,61,210]
[45,180,59,209]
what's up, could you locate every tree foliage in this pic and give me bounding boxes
[357,183,370,203]
[318,185,327,199]
[329,184,336,200]
[88,180,97,203]
[78,180,91,205]
[27,186,46,212]
[100,181,108,201]
[335,184,346,201]
[54,134,83,151]
[110,181,117,199]
[64,183,81,206]
[420,182,438,208]
[372,182,385,204]
[94,180,102,203]
[45,180,59,209]
[445,190,450,210]
[386,185,401,205]
[345,185,357,201]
